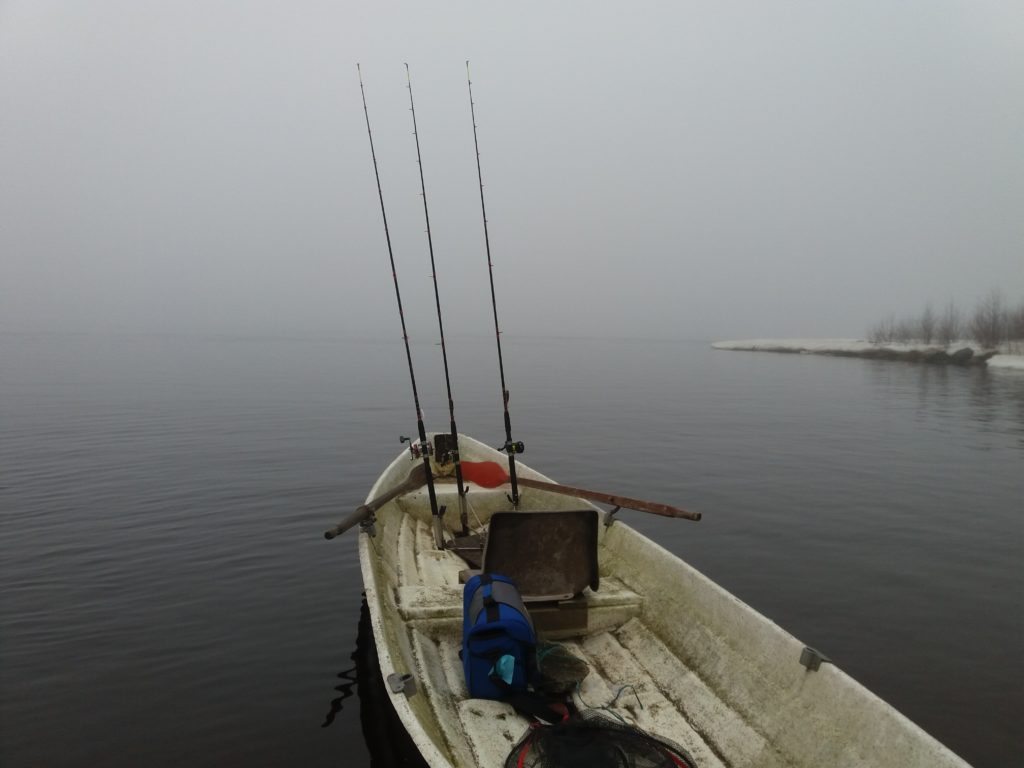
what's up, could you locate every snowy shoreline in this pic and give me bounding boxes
[712,339,1024,371]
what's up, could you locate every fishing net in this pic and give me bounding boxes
[505,710,697,768]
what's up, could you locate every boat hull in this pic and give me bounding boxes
[356,434,969,768]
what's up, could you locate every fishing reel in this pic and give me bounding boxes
[400,435,433,460]
[502,440,525,455]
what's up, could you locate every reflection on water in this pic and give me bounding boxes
[321,600,428,768]
[866,358,1024,439]
[972,369,1024,438]
[320,656,357,728]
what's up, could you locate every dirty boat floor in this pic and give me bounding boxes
[359,435,968,768]
[389,514,741,768]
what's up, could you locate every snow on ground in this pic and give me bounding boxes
[714,338,892,353]
[712,339,1024,370]
[987,355,1024,370]
[712,338,948,353]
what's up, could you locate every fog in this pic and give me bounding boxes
[2,1,1022,342]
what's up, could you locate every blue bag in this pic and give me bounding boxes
[462,573,536,700]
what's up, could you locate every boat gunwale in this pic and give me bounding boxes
[355,433,971,768]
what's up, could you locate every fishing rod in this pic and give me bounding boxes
[356,63,443,540]
[404,64,470,536]
[466,61,524,506]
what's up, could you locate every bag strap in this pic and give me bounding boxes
[469,576,535,634]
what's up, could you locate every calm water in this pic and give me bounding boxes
[2,333,1022,767]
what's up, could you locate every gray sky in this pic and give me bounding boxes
[2,1,1022,341]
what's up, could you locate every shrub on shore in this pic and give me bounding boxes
[936,301,961,346]
[969,291,1006,349]
[868,292,1023,350]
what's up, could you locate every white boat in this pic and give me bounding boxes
[346,65,971,768]
[347,432,970,768]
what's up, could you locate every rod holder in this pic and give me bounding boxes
[799,646,832,672]
[387,672,417,697]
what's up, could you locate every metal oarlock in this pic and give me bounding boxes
[387,672,417,697]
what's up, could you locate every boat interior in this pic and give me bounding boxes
[358,434,966,768]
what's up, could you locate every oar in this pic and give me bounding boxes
[323,463,429,540]
[459,461,701,521]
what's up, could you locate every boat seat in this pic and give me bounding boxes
[482,509,600,602]
[395,576,643,638]
[410,509,623,637]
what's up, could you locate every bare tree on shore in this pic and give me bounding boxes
[868,291,1022,349]
[918,303,935,344]
[936,301,961,346]
[867,316,895,344]
[969,291,1006,349]
[1010,303,1024,342]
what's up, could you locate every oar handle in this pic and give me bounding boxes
[324,505,372,539]
[518,477,701,521]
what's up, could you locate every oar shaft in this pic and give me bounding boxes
[455,460,701,521]
[323,505,373,540]
[517,477,701,520]
[324,464,428,539]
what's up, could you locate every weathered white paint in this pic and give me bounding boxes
[356,434,971,768]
